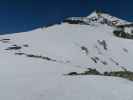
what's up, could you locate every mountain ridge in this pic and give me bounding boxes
[62,10,131,27]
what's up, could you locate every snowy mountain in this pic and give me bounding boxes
[0,11,133,100]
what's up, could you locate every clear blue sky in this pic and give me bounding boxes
[0,0,133,33]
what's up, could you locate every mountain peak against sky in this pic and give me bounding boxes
[88,10,131,25]
[63,10,131,27]
[86,10,103,18]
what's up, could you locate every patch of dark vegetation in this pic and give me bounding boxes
[82,68,101,75]
[104,70,133,81]
[66,68,101,76]
[91,56,108,65]
[67,72,78,75]
[42,56,53,61]
[113,30,133,39]
[26,54,56,62]
[97,40,108,50]
[1,39,10,41]
[63,19,85,25]
[66,68,133,81]
[101,61,108,65]
[91,57,100,63]
[26,54,42,58]
[23,44,29,47]
[109,58,119,66]
[5,45,22,50]
[15,52,25,55]
[15,52,57,62]
[0,38,11,43]
[123,48,128,53]
[81,46,89,55]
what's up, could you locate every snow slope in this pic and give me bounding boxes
[0,11,133,100]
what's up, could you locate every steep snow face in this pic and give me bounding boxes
[4,23,133,72]
[0,12,133,100]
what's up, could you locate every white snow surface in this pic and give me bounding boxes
[0,12,133,100]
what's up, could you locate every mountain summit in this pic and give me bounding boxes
[64,10,130,26]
